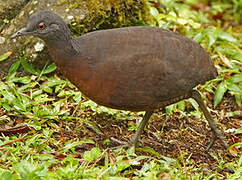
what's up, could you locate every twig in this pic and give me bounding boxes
[0,137,31,148]
[0,125,31,135]
[177,144,188,180]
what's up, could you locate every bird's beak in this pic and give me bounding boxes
[11,27,30,39]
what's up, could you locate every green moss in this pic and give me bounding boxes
[61,0,153,35]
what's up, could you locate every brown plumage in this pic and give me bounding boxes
[11,11,228,151]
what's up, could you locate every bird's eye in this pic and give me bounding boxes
[38,22,46,30]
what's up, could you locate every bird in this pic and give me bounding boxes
[11,10,228,151]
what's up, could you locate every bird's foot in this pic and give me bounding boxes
[206,128,229,152]
[109,137,139,149]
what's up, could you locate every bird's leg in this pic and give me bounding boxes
[191,90,228,152]
[129,111,153,147]
[110,111,153,147]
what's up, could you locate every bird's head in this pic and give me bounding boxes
[11,11,72,42]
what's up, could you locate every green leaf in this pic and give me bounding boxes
[20,57,39,75]
[207,32,217,47]
[177,100,185,111]
[218,32,238,43]
[83,147,101,162]
[1,90,15,102]
[18,82,38,92]
[2,103,11,111]
[8,60,21,76]
[188,20,201,29]
[33,94,55,104]
[15,160,47,180]
[0,51,13,62]
[165,104,174,115]
[193,32,203,43]
[84,119,103,135]
[0,171,13,180]
[226,111,242,117]
[214,81,228,107]
[42,63,57,74]
[12,98,26,111]
[136,147,163,158]
[40,79,66,89]
[149,7,159,18]
[41,86,53,93]
[63,139,95,152]
[189,98,199,111]
[228,84,242,94]
[229,74,242,83]
[10,76,31,84]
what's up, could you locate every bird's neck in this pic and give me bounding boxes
[47,38,94,98]
[46,36,77,59]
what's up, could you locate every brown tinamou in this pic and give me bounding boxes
[11,11,228,151]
